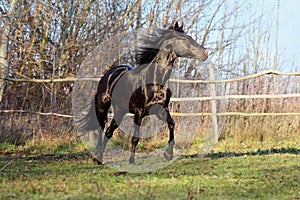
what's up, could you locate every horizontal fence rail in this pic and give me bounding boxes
[1,70,300,118]
[0,110,74,118]
[170,93,300,102]
[2,110,300,118]
[1,70,300,83]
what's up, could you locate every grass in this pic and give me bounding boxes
[0,129,299,199]
[0,142,299,199]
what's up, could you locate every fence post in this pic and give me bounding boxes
[209,64,219,143]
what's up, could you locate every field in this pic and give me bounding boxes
[2,0,300,199]
[1,140,299,200]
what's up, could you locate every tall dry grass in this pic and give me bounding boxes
[1,0,299,154]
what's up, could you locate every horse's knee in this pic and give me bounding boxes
[104,127,114,139]
[131,136,139,146]
[167,116,175,129]
[105,130,113,139]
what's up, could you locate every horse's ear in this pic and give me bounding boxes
[174,21,184,32]
[178,21,183,30]
[174,22,179,30]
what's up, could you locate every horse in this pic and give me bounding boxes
[78,22,208,164]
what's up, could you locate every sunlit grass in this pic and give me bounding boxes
[0,153,299,199]
[0,117,299,199]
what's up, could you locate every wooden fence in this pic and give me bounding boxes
[1,69,300,118]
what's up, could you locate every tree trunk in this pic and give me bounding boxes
[0,0,17,103]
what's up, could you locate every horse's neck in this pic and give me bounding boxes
[150,51,177,85]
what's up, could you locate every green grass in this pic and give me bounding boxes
[0,135,299,199]
[1,149,299,199]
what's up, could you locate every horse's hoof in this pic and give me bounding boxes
[129,157,135,164]
[92,156,103,165]
[163,151,173,161]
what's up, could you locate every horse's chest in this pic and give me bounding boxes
[145,84,167,107]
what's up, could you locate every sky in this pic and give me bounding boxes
[262,0,300,71]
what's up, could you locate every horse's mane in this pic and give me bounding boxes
[136,26,185,66]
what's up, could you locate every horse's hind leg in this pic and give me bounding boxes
[92,118,118,165]
[92,95,110,164]
[92,109,107,164]
[94,111,124,165]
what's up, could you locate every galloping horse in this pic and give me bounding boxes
[78,22,208,164]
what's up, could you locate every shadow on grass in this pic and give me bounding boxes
[0,147,299,162]
[182,147,300,160]
[0,150,91,162]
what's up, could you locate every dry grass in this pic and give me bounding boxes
[1,98,299,156]
[1,74,299,157]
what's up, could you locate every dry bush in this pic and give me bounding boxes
[1,0,299,152]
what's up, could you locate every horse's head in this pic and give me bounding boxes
[164,22,208,62]
[137,22,208,66]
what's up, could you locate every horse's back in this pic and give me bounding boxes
[97,65,134,94]
[105,64,134,75]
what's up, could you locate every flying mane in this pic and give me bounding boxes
[136,26,185,66]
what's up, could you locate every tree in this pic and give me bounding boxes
[1,0,292,144]
[0,0,16,103]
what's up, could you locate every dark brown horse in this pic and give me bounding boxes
[78,22,208,164]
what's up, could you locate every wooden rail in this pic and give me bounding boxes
[1,70,299,118]
[1,70,300,83]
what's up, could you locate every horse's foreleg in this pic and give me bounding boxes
[129,136,139,164]
[129,115,142,164]
[164,111,175,161]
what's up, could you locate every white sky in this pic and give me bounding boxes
[263,0,300,71]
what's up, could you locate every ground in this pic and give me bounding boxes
[0,143,299,199]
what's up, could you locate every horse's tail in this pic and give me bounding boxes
[75,95,100,134]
